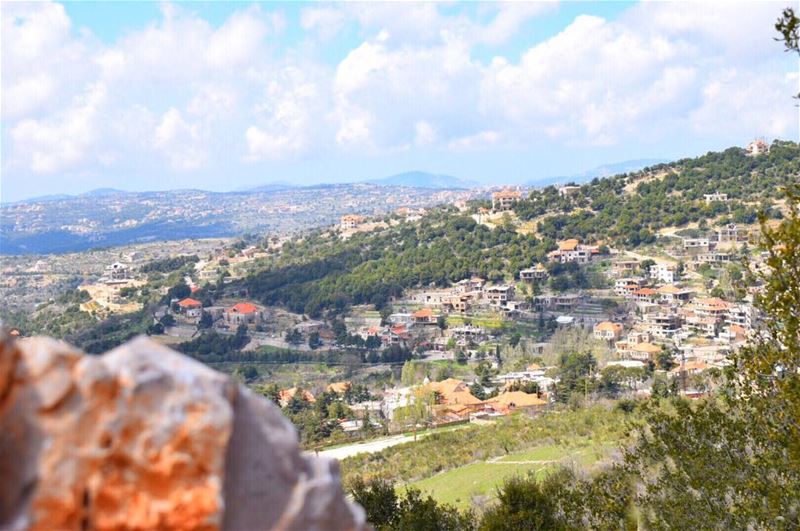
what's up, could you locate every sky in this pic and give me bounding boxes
[1,1,798,202]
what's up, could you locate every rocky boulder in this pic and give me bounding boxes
[0,334,368,530]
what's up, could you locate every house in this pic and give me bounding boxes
[624,342,662,362]
[491,189,522,211]
[412,308,439,325]
[644,312,682,338]
[224,302,266,325]
[484,391,547,415]
[693,297,731,320]
[327,381,352,395]
[426,379,483,407]
[278,387,316,407]
[649,263,678,284]
[682,238,711,251]
[453,277,486,293]
[295,320,324,336]
[725,304,751,328]
[442,295,471,314]
[656,285,694,303]
[555,315,575,327]
[612,260,640,276]
[684,314,720,337]
[703,192,728,204]
[388,312,414,325]
[717,224,741,243]
[746,139,769,157]
[615,277,645,297]
[594,321,623,342]
[693,252,733,265]
[632,287,658,304]
[340,214,366,229]
[451,325,486,341]
[485,285,515,306]
[519,264,548,282]
[549,239,591,264]
[671,360,710,376]
[104,262,131,282]
[176,297,203,317]
[557,185,582,197]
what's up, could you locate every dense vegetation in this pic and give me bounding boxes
[515,142,796,245]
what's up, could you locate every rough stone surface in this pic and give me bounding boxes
[0,334,368,530]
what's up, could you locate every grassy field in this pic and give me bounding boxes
[404,439,617,509]
[446,314,506,330]
[341,405,634,489]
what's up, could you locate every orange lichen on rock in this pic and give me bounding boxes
[0,334,367,531]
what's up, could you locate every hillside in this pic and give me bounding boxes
[236,141,798,317]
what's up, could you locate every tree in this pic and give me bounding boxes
[395,387,435,441]
[308,331,322,349]
[285,328,302,345]
[349,478,475,531]
[508,332,521,348]
[197,310,213,329]
[437,314,447,330]
[469,381,487,400]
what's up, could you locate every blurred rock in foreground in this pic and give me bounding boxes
[0,334,367,531]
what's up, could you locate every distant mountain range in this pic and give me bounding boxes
[0,183,482,255]
[528,159,668,187]
[243,172,477,192]
[364,171,477,189]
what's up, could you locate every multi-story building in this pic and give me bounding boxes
[340,214,366,229]
[594,321,623,342]
[649,263,678,284]
[491,189,522,211]
[548,239,592,263]
[485,285,515,306]
[519,264,549,281]
[746,139,769,157]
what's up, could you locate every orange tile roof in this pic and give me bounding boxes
[279,387,316,403]
[487,391,547,408]
[633,288,657,296]
[557,239,580,251]
[492,189,522,199]
[595,321,623,332]
[326,381,352,394]
[632,342,662,354]
[177,297,202,308]
[230,302,258,314]
[413,308,434,319]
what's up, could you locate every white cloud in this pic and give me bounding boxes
[300,7,346,41]
[153,108,204,171]
[1,0,796,190]
[10,83,107,173]
[246,66,323,159]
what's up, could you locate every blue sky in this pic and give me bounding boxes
[2,1,797,201]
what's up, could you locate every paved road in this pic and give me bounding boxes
[315,433,420,460]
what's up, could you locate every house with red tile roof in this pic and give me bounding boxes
[175,297,203,317]
[224,302,266,325]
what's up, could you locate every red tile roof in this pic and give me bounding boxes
[230,302,258,314]
[177,297,202,308]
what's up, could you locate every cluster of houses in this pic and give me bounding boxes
[599,256,756,377]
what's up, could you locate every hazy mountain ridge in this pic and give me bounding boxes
[0,184,480,255]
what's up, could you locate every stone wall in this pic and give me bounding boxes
[0,334,368,530]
